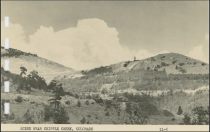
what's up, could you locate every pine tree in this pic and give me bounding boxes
[20,66,27,77]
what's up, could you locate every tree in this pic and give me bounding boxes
[48,83,64,109]
[191,106,209,125]
[20,66,27,77]
[125,102,148,124]
[27,70,47,90]
[47,80,57,91]
[177,106,183,115]
[47,81,69,124]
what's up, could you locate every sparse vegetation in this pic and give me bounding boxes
[15,96,23,103]
[161,62,169,67]
[1,51,209,124]
[1,47,37,57]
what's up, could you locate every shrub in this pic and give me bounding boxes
[179,63,185,66]
[44,105,69,124]
[53,107,69,124]
[80,117,86,124]
[151,57,156,61]
[15,96,23,103]
[22,109,35,123]
[65,101,71,105]
[161,62,169,67]
[77,100,81,107]
[171,118,176,121]
[172,60,177,64]
[85,100,90,105]
[44,106,51,121]
[191,106,209,125]
[177,106,183,115]
[183,114,191,125]
[201,63,206,66]
[75,94,79,99]
[105,111,110,116]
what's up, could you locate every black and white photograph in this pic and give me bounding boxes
[1,0,209,128]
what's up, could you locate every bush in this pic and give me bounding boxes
[191,106,209,125]
[15,96,23,103]
[105,111,110,116]
[177,106,183,115]
[183,114,191,125]
[151,57,156,61]
[65,101,70,105]
[22,109,35,123]
[201,63,206,66]
[53,107,69,124]
[172,60,177,64]
[179,63,185,66]
[161,62,169,67]
[171,118,176,121]
[44,106,51,121]
[77,100,81,107]
[75,94,79,99]
[85,100,89,105]
[80,117,86,124]
[44,105,69,124]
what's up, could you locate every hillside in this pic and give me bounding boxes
[1,47,74,82]
[57,53,209,94]
[111,52,209,74]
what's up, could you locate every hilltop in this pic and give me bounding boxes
[111,52,209,74]
[1,47,74,82]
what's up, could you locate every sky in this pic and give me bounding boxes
[1,1,209,70]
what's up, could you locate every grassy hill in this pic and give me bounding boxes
[1,47,74,82]
[57,53,209,94]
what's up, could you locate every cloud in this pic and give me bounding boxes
[2,19,209,69]
[1,18,153,70]
[187,33,209,63]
